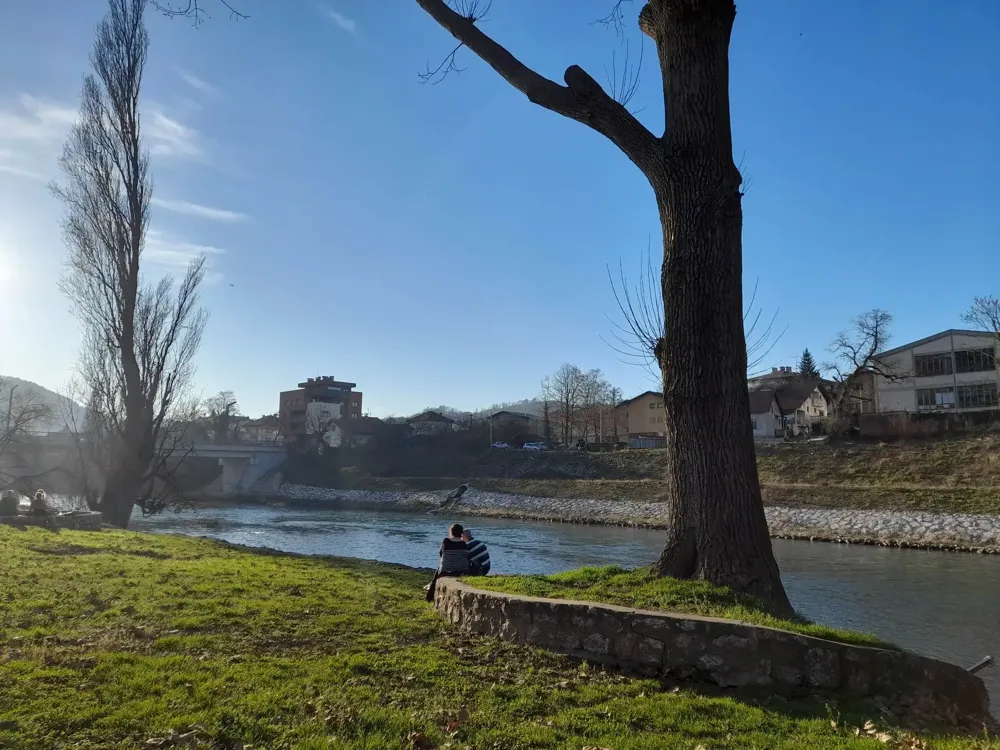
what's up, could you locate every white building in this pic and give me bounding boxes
[749,390,783,439]
[874,329,999,413]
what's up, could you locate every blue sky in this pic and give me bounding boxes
[1,0,998,418]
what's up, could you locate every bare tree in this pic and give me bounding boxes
[962,296,1000,349]
[203,390,240,443]
[541,364,584,447]
[149,0,247,26]
[412,1,790,611]
[824,309,899,417]
[52,0,208,528]
[0,378,53,486]
[607,244,784,383]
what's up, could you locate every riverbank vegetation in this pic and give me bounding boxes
[320,435,1000,515]
[2,527,994,749]
[471,566,888,648]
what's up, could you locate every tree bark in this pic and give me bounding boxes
[414,0,792,614]
[639,0,789,613]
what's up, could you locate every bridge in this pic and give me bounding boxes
[181,442,288,496]
[3,435,288,498]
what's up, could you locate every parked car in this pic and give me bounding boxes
[491,441,510,450]
[523,441,547,451]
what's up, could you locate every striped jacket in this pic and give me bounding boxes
[465,538,491,575]
[438,537,470,575]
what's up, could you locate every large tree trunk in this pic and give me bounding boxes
[642,0,790,614]
[411,0,792,612]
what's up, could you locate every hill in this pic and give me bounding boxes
[0,376,85,433]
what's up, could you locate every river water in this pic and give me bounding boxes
[132,504,1000,711]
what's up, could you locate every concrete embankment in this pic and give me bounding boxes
[271,483,1000,554]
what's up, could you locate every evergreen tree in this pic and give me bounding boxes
[799,349,820,380]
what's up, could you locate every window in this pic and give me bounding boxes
[916,387,955,408]
[751,418,757,430]
[955,347,996,374]
[914,353,953,377]
[957,383,999,409]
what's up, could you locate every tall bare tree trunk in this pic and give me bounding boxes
[638,2,789,611]
[413,0,791,612]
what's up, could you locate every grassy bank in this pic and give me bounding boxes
[330,436,1000,515]
[342,475,1000,515]
[471,566,887,648]
[1,528,993,749]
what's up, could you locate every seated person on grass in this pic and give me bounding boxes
[462,528,491,575]
[425,522,469,602]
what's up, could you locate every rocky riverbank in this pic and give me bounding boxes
[274,483,1000,553]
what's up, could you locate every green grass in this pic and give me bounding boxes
[0,527,995,749]
[470,566,890,649]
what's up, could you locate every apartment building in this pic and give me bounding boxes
[279,376,363,439]
[874,329,999,413]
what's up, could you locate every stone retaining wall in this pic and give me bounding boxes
[433,577,992,728]
[275,483,1000,552]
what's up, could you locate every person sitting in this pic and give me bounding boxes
[30,489,48,516]
[462,528,491,576]
[425,523,469,602]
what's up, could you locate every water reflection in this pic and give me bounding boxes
[132,503,1000,712]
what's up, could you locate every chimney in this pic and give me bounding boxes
[771,367,780,374]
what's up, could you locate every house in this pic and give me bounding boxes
[615,390,665,447]
[749,382,829,439]
[749,389,782,439]
[406,410,457,435]
[873,329,999,413]
[336,416,406,448]
[774,381,829,436]
[747,366,801,390]
[279,376,363,440]
[239,414,281,443]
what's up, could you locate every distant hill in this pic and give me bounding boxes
[0,376,85,433]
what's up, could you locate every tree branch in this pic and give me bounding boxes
[414,0,659,173]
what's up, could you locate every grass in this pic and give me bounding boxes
[469,565,890,649]
[334,436,1000,515]
[1,528,994,750]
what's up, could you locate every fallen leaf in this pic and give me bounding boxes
[407,731,434,749]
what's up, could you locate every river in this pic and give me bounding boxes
[132,503,1000,712]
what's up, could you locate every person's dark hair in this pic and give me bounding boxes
[449,523,464,538]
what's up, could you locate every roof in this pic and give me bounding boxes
[617,390,661,408]
[876,329,989,358]
[407,410,455,424]
[748,389,778,415]
[490,410,534,420]
[774,381,827,414]
[243,415,279,428]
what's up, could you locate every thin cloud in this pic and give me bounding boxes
[145,229,226,272]
[152,197,248,222]
[179,71,217,97]
[322,7,358,36]
[0,94,76,142]
[0,94,76,181]
[147,110,201,158]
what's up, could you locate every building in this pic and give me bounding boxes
[406,410,457,435]
[239,415,281,443]
[747,366,801,390]
[774,381,829,436]
[749,382,829,439]
[873,329,999,413]
[279,376,363,440]
[615,390,665,447]
[749,389,782,439]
